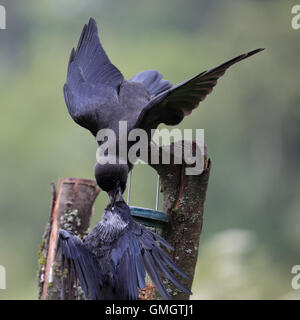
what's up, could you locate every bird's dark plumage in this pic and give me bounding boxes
[60,17,264,300]
[63,18,263,138]
[135,48,264,132]
[57,229,102,300]
[130,70,173,97]
[63,18,149,137]
[63,18,263,198]
[57,202,191,300]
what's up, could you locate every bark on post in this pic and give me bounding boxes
[148,141,211,300]
[38,178,100,300]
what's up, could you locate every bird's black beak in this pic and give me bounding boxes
[108,182,124,209]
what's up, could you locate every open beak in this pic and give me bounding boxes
[108,182,124,208]
[108,189,117,208]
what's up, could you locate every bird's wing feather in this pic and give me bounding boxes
[129,70,173,97]
[57,229,102,300]
[63,18,124,133]
[112,222,191,300]
[135,49,264,131]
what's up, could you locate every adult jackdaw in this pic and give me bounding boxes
[63,17,263,205]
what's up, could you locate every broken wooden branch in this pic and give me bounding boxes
[38,178,100,300]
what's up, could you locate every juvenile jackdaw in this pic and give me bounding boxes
[57,201,191,300]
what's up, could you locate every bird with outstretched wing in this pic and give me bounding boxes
[58,18,264,300]
[57,201,191,300]
[63,18,263,205]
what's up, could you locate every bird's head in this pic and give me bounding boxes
[94,162,128,207]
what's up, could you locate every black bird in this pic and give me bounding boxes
[57,201,191,300]
[63,18,264,205]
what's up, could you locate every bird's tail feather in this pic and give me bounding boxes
[130,70,173,97]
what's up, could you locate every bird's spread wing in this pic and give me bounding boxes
[112,222,191,300]
[56,229,102,300]
[135,49,264,131]
[63,18,124,134]
[129,70,173,97]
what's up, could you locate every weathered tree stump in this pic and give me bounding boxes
[38,178,100,300]
[145,141,211,299]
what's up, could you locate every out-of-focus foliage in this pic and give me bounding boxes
[0,0,299,299]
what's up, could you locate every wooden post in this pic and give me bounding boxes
[147,141,211,299]
[38,178,100,300]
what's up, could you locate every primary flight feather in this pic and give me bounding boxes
[63,17,263,207]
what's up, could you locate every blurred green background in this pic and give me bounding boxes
[0,0,299,299]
